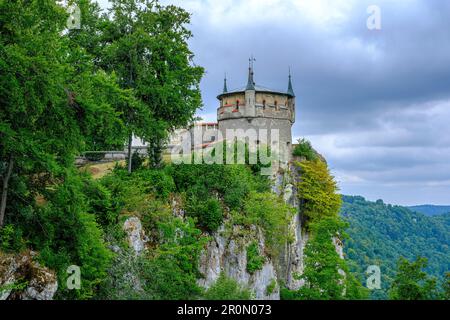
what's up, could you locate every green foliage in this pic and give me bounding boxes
[298,217,348,300]
[293,138,317,161]
[141,254,202,300]
[83,177,117,226]
[186,197,223,232]
[34,174,112,299]
[0,277,28,296]
[141,217,208,299]
[408,205,450,216]
[0,0,207,300]
[0,224,25,252]
[242,192,295,257]
[389,257,440,300]
[204,273,253,300]
[170,163,270,231]
[281,216,367,300]
[296,160,342,224]
[444,272,450,300]
[127,151,145,172]
[266,279,277,296]
[341,195,450,299]
[246,242,265,274]
[101,0,204,167]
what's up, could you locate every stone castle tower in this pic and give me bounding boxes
[216,59,296,161]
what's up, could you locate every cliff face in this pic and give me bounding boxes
[197,164,309,299]
[196,162,344,299]
[198,224,279,299]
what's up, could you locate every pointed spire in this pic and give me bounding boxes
[287,68,295,97]
[223,73,228,93]
[246,56,256,90]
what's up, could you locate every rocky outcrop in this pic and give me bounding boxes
[198,224,279,300]
[0,251,57,300]
[123,216,148,255]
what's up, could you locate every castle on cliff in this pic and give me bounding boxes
[216,59,296,158]
[166,59,296,167]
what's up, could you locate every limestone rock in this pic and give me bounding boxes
[0,251,58,300]
[123,216,147,255]
[198,224,280,300]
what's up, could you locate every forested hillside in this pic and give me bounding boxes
[341,196,450,299]
[408,205,450,216]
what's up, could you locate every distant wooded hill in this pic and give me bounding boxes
[408,205,450,216]
[340,195,450,299]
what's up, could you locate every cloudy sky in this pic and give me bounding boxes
[99,0,450,206]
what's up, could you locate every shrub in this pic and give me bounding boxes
[266,278,277,295]
[222,165,269,211]
[83,177,117,226]
[204,273,253,300]
[186,196,223,232]
[293,138,317,161]
[246,242,265,274]
[0,224,25,252]
[243,192,295,257]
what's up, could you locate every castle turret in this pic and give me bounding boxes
[245,58,256,117]
[217,59,297,164]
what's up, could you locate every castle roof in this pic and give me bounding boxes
[218,59,295,99]
[217,84,294,100]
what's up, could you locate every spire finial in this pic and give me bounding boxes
[246,56,256,90]
[223,73,228,93]
[287,67,295,97]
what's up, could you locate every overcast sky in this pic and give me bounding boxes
[98,0,450,206]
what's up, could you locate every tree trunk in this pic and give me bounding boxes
[127,133,133,174]
[0,156,14,227]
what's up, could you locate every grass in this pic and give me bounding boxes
[80,161,125,180]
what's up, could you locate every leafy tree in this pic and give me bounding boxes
[296,160,342,225]
[389,257,440,300]
[101,0,204,172]
[297,217,348,300]
[0,0,129,226]
[204,274,253,300]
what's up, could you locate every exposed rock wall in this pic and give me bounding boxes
[198,163,310,299]
[0,251,58,300]
[198,225,279,300]
[123,216,148,255]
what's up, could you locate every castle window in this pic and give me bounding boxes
[275,101,278,111]
[263,100,266,109]
[236,100,240,110]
